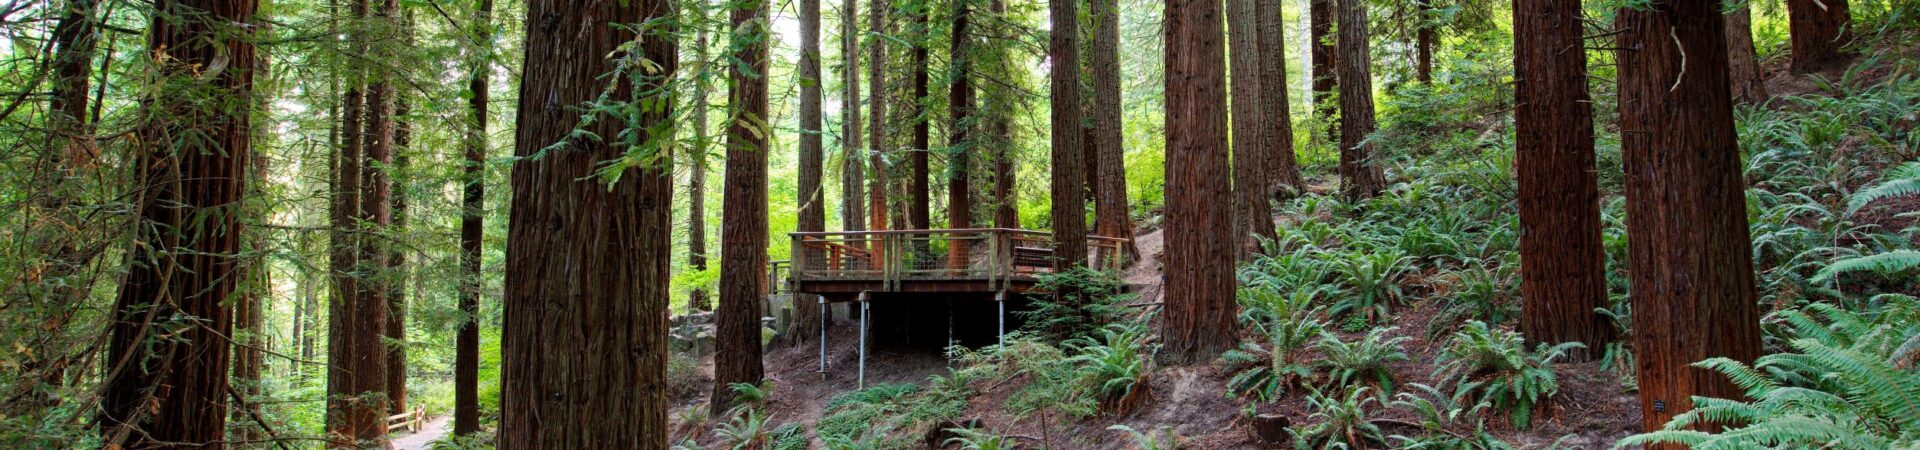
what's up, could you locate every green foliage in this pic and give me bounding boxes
[1065,322,1154,414]
[1432,321,1581,429]
[1315,327,1411,396]
[1387,384,1514,450]
[714,408,775,450]
[943,427,1020,450]
[1846,160,1920,217]
[1621,294,1920,449]
[1224,287,1327,402]
[1106,424,1188,450]
[1023,267,1133,341]
[1327,250,1414,327]
[1812,250,1920,284]
[1296,387,1387,450]
[1426,260,1519,339]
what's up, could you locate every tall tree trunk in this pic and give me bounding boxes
[1089,0,1135,263]
[1335,0,1383,200]
[689,20,713,312]
[454,0,490,436]
[948,0,974,262]
[1256,0,1300,198]
[1158,0,1235,365]
[346,0,400,439]
[1309,0,1336,148]
[1726,5,1769,104]
[20,0,104,396]
[1615,1,1764,436]
[793,0,824,347]
[1515,0,1610,363]
[991,0,1015,229]
[325,0,379,443]
[868,0,889,234]
[99,0,255,445]
[386,99,411,413]
[1786,0,1853,74]
[1049,0,1086,270]
[50,0,98,168]
[499,0,676,445]
[910,8,932,232]
[1414,0,1433,84]
[1229,0,1277,259]
[712,0,769,413]
[843,0,867,237]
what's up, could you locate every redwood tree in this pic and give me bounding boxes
[793,0,824,346]
[843,0,867,235]
[1335,0,1384,200]
[910,8,932,231]
[688,18,714,312]
[948,0,974,264]
[713,0,770,413]
[1256,0,1301,196]
[1159,0,1235,365]
[1228,0,1278,258]
[1515,0,1610,362]
[326,0,390,443]
[1786,0,1853,74]
[1049,0,1087,268]
[868,0,889,233]
[1089,0,1135,261]
[1726,5,1769,104]
[1615,1,1764,433]
[454,0,491,435]
[1309,0,1336,147]
[99,0,256,445]
[498,0,677,445]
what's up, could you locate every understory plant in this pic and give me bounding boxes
[1432,321,1581,429]
[1224,288,1327,402]
[1065,321,1154,415]
[1296,386,1387,450]
[1025,267,1133,341]
[1328,250,1413,327]
[1315,327,1411,396]
[1388,383,1513,450]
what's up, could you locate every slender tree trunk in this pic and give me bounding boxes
[843,0,867,237]
[948,0,974,265]
[1049,0,1087,270]
[1229,0,1277,259]
[19,0,104,395]
[345,0,400,440]
[1414,0,1433,84]
[1615,2,1764,437]
[991,0,1015,230]
[99,0,255,445]
[454,0,490,436]
[689,21,713,312]
[911,9,932,232]
[231,238,267,442]
[1726,5,1769,104]
[1089,0,1135,263]
[1515,0,1610,363]
[499,0,676,445]
[1786,0,1853,74]
[868,0,889,234]
[792,0,825,347]
[49,0,98,168]
[1335,0,1383,200]
[1256,0,1300,197]
[1309,0,1336,148]
[712,0,769,413]
[1159,0,1235,365]
[386,100,411,413]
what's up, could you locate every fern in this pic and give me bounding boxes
[1315,327,1411,396]
[1106,424,1188,450]
[1388,383,1514,450]
[1064,322,1153,414]
[1811,250,1920,283]
[1846,160,1920,216]
[1297,386,1388,450]
[1431,321,1580,429]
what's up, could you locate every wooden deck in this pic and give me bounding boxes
[779,228,1128,301]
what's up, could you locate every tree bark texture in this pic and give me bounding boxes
[1514,0,1611,363]
[1089,0,1135,262]
[386,103,411,414]
[99,0,255,445]
[1415,0,1434,84]
[1309,0,1336,147]
[689,23,713,312]
[843,0,867,236]
[1256,0,1301,196]
[1726,5,1769,104]
[1614,1,1764,437]
[325,0,384,444]
[712,0,770,414]
[499,0,676,445]
[1786,0,1853,74]
[792,0,824,347]
[1229,0,1278,259]
[1335,0,1383,200]
[1049,0,1087,270]
[868,0,890,234]
[948,0,974,270]
[1158,0,1236,365]
[910,10,932,231]
[454,0,490,435]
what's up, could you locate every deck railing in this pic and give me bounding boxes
[789,228,1128,291]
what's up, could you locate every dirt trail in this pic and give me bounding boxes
[390,416,451,450]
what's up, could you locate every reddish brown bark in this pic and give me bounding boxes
[454,0,490,436]
[712,0,769,413]
[843,0,867,236]
[1229,0,1277,258]
[1786,0,1853,74]
[1089,0,1136,262]
[1615,1,1764,436]
[99,0,255,445]
[910,9,932,231]
[867,0,889,233]
[1256,0,1300,197]
[948,0,976,268]
[1309,0,1336,147]
[325,0,388,443]
[1726,5,1770,104]
[792,0,824,347]
[498,0,676,445]
[386,103,411,414]
[1415,0,1434,84]
[688,23,713,312]
[1335,0,1383,200]
[1159,0,1236,365]
[1515,0,1610,362]
[1049,0,1087,270]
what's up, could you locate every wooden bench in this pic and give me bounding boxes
[1012,246,1055,273]
[386,405,427,433]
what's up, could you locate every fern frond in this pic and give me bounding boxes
[1812,250,1920,283]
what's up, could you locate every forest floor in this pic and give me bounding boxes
[390,416,452,450]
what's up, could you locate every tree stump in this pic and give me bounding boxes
[1251,413,1292,446]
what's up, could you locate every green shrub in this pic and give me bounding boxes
[1432,321,1581,429]
[1296,386,1386,450]
[1065,322,1153,414]
[1224,288,1327,402]
[1388,383,1513,450]
[1328,251,1413,326]
[1315,327,1410,396]
[1023,267,1133,341]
